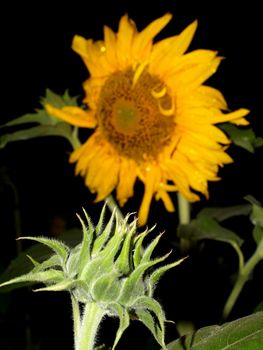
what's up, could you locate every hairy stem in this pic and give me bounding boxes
[76,302,105,350]
[71,295,81,349]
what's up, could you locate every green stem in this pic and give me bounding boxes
[76,302,106,350]
[106,194,125,222]
[71,295,81,349]
[177,193,191,252]
[222,243,263,320]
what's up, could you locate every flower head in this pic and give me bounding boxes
[46,14,249,225]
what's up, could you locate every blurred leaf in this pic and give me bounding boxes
[220,124,257,153]
[40,89,78,108]
[250,203,263,228]
[178,216,243,247]
[0,228,82,292]
[0,89,80,149]
[197,204,251,222]
[0,123,74,149]
[252,225,263,245]
[254,301,263,313]
[254,137,263,148]
[167,311,263,349]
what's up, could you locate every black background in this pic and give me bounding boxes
[1,1,262,349]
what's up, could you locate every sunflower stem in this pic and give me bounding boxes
[106,194,125,222]
[177,193,191,253]
[222,241,263,320]
[71,295,81,349]
[76,302,105,350]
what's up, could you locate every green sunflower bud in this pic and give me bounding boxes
[0,204,185,350]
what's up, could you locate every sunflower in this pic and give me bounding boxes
[46,14,249,226]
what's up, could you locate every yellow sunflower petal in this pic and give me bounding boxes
[103,25,118,68]
[132,13,172,61]
[85,148,120,200]
[116,158,137,206]
[155,190,175,212]
[116,15,137,68]
[138,166,161,226]
[45,104,97,128]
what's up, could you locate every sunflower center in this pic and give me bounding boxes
[96,68,175,161]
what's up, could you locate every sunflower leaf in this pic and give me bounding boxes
[250,203,263,228]
[167,311,263,350]
[219,124,257,153]
[197,204,251,222]
[0,89,79,149]
[40,89,78,108]
[0,123,75,149]
[178,216,243,247]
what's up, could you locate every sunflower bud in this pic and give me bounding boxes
[0,204,185,349]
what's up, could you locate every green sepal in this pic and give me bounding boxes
[19,236,69,263]
[92,271,122,302]
[116,219,136,275]
[32,254,62,273]
[0,269,64,289]
[109,303,130,350]
[118,252,171,305]
[133,296,167,350]
[133,228,151,268]
[34,279,79,292]
[92,208,116,255]
[141,232,164,263]
[76,211,94,270]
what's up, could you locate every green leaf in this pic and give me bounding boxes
[0,89,80,150]
[252,225,263,245]
[219,124,257,153]
[254,136,263,148]
[167,311,263,349]
[40,89,78,108]
[250,203,263,228]
[198,204,251,222]
[178,216,243,247]
[0,123,76,149]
